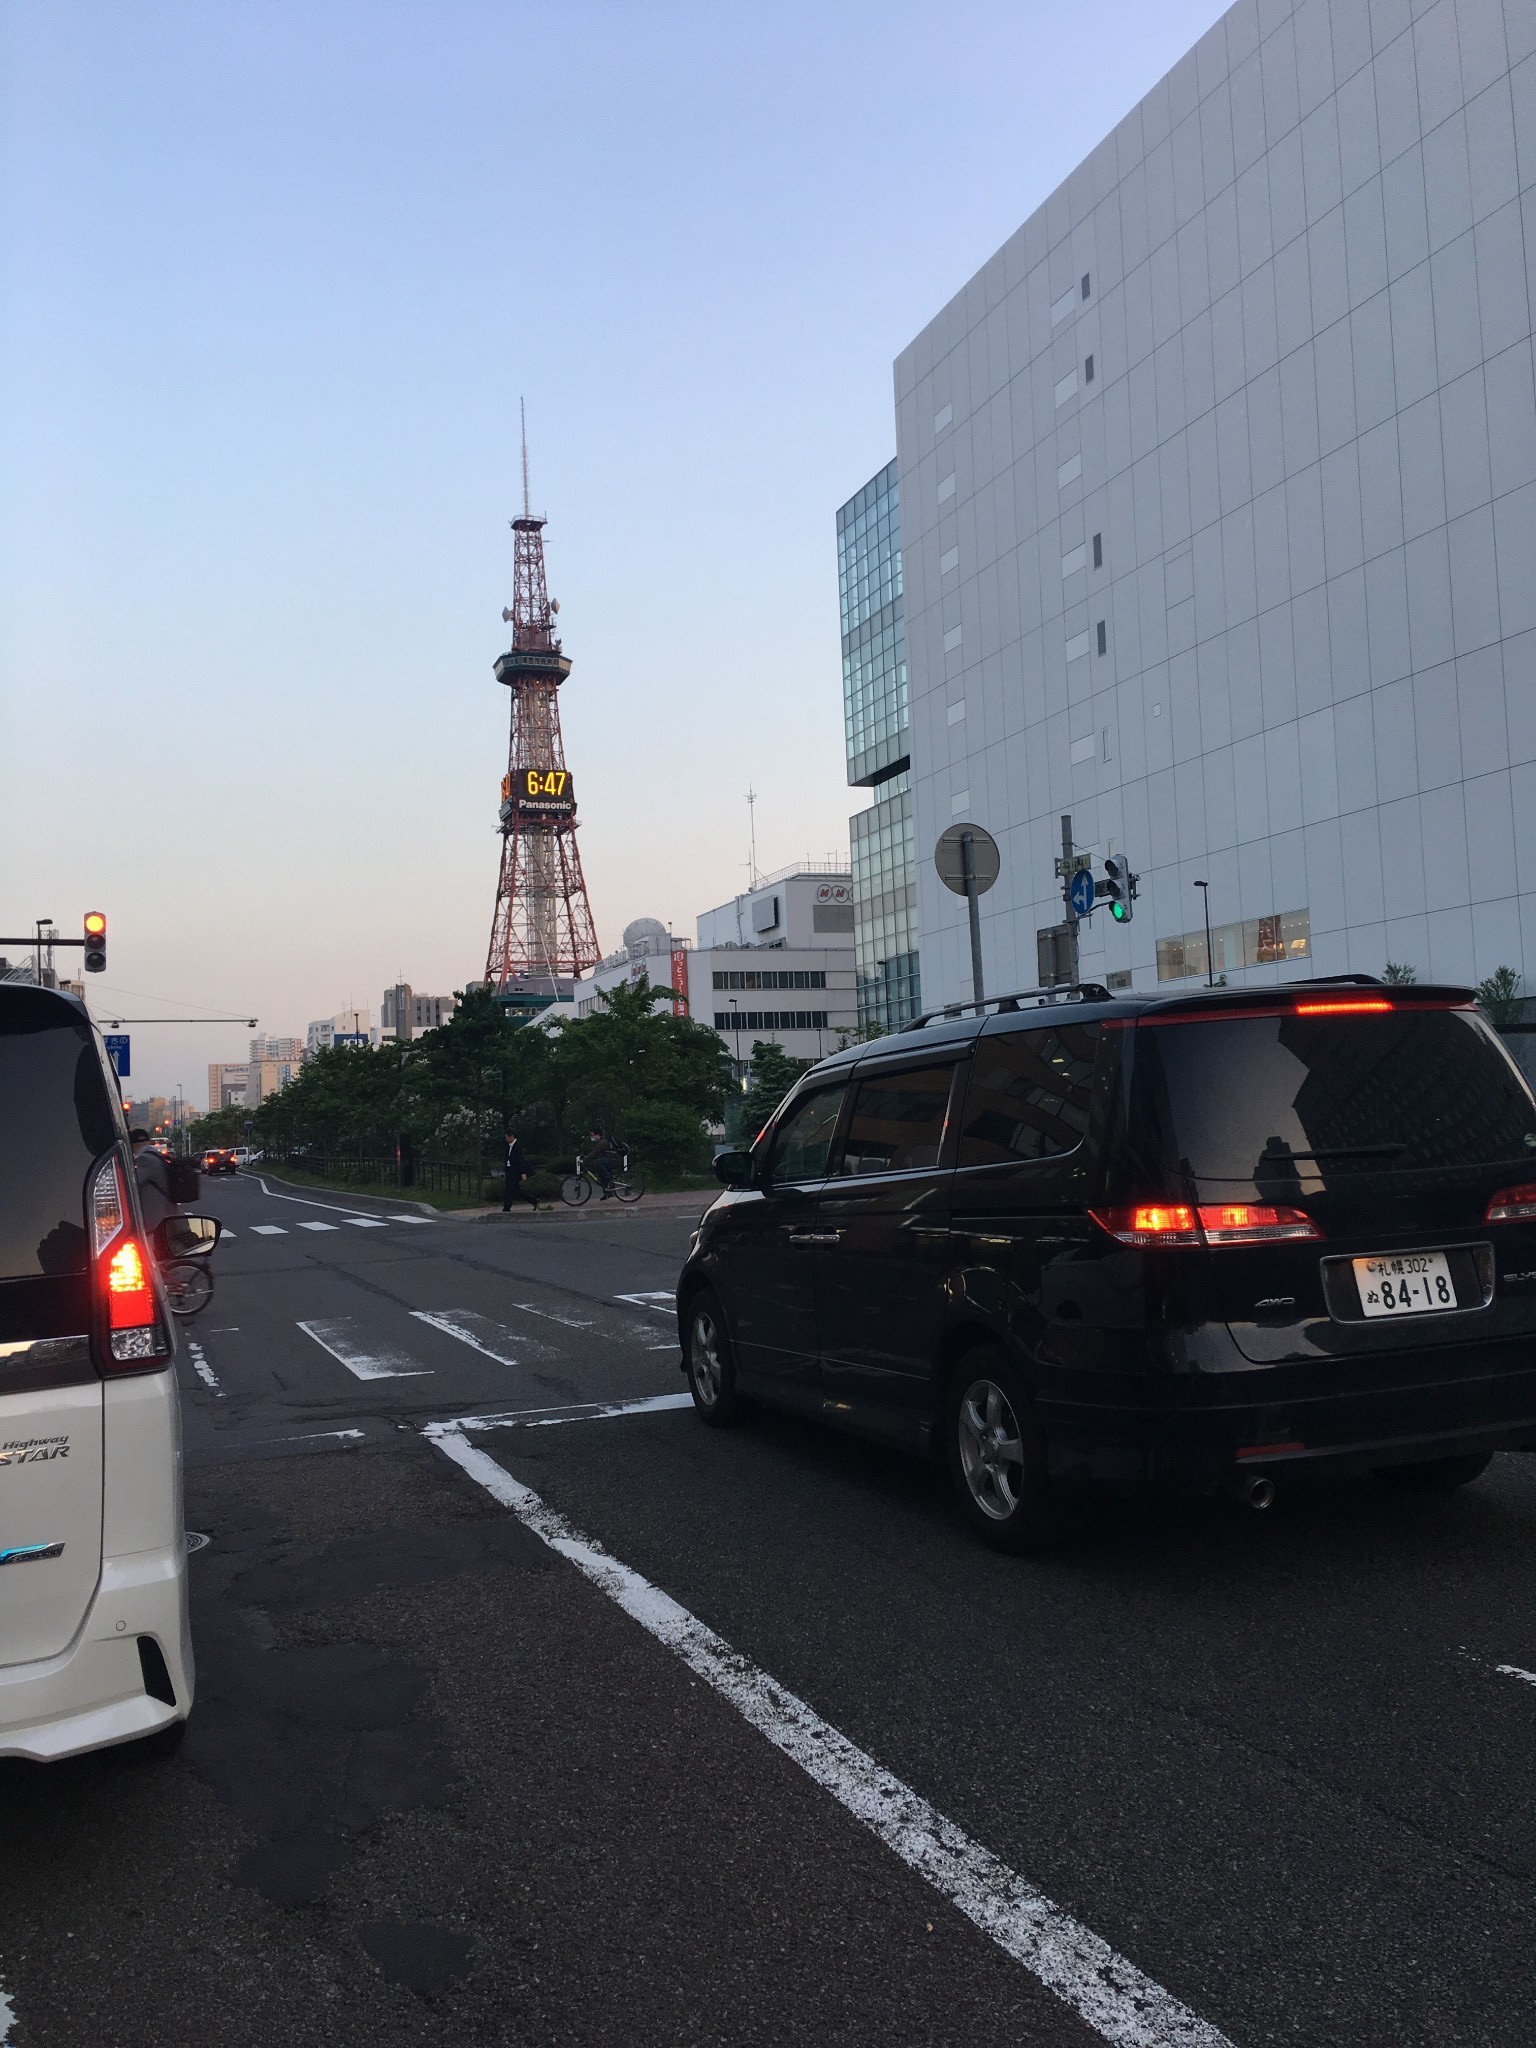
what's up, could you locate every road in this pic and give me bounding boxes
[4,1168,1536,2046]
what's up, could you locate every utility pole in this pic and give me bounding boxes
[1061,815,1081,985]
[961,830,985,1005]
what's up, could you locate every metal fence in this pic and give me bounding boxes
[261,1151,489,1197]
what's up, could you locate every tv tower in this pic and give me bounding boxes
[484,407,601,1004]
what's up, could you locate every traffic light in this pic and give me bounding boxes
[82,911,107,972]
[1103,856,1136,923]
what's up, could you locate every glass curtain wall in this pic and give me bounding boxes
[838,461,919,1033]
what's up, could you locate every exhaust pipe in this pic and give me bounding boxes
[1243,1475,1276,1510]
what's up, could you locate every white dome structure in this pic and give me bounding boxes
[622,917,671,959]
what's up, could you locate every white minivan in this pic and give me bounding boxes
[0,983,193,1760]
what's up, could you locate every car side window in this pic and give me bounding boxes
[837,1065,956,1175]
[958,1025,1100,1166]
[765,1085,847,1185]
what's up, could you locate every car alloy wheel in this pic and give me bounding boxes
[956,1376,1027,1522]
[686,1294,742,1426]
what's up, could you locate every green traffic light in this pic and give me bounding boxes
[1111,900,1129,922]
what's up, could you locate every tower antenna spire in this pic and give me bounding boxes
[520,397,530,520]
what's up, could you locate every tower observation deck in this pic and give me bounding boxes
[483,419,601,997]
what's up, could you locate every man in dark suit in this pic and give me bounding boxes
[501,1127,538,1212]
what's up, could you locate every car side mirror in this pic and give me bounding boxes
[712,1150,754,1189]
[160,1214,222,1258]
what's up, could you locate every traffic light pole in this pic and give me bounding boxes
[1061,814,1081,986]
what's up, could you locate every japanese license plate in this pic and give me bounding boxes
[1353,1251,1458,1319]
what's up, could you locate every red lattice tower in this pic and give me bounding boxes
[484,417,601,993]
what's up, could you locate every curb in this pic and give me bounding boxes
[239,1169,439,1219]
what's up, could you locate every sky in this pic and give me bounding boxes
[1,0,1227,1105]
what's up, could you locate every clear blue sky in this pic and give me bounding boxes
[1,0,1225,1104]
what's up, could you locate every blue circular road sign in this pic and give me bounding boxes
[1068,868,1097,918]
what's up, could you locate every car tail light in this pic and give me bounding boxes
[1197,1204,1323,1245]
[1293,999,1393,1015]
[1090,1204,1200,1245]
[89,1153,170,1367]
[1091,1203,1321,1247]
[1486,1183,1536,1223]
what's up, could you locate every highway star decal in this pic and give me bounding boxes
[0,1541,66,1566]
[0,1436,70,1467]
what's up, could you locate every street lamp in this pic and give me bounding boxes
[1193,881,1214,988]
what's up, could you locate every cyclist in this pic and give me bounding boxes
[587,1128,623,1199]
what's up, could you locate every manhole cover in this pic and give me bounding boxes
[185,1531,211,1554]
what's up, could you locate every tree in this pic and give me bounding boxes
[547,973,732,1165]
[1383,961,1418,984]
[737,1040,811,1146]
[189,1104,248,1149]
[1476,965,1525,1033]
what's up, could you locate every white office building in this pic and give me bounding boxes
[896,0,1536,1005]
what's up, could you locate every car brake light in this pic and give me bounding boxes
[89,1151,169,1365]
[107,1238,155,1327]
[1091,1203,1322,1247]
[1486,1183,1536,1223]
[1091,1205,1200,1245]
[1293,999,1393,1015]
[1197,1204,1323,1245]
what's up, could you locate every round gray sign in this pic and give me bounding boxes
[934,822,1001,896]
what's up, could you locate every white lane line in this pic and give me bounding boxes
[512,1300,594,1329]
[1496,1663,1536,1688]
[448,1392,694,1432]
[184,1338,223,1397]
[250,1225,287,1236]
[253,1175,409,1220]
[427,1429,1233,2048]
[341,1217,389,1229]
[0,1965,16,2047]
[246,1427,368,1447]
[297,1220,340,1232]
[297,1318,432,1380]
[411,1309,520,1366]
[615,1290,676,1315]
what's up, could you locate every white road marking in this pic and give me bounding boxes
[247,1427,368,1446]
[219,1228,236,1237]
[615,1289,676,1314]
[411,1309,521,1365]
[297,1318,431,1380]
[1496,1663,1536,1688]
[428,1428,1234,2048]
[446,1392,694,1431]
[253,1176,407,1220]
[184,1339,223,1397]
[512,1300,594,1329]
[389,1214,433,1224]
[0,1965,15,2047]
[250,1225,287,1236]
[341,1217,389,1229]
[297,1220,340,1232]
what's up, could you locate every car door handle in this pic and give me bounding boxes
[787,1230,842,1246]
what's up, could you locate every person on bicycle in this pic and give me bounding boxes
[587,1128,623,1199]
[130,1127,175,1233]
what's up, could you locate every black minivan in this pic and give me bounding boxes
[676,980,1536,1550]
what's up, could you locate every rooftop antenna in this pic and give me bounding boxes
[520,396,531,520]
[745,788,759,889]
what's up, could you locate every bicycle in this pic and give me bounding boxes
[561,1151,645,1207]
[154,1214,222,1320]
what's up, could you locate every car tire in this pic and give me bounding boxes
[944,1349,1063,1553]
[684,1291,744,1427]
[1374,1452,1494,1493]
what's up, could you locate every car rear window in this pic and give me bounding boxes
[1136,1007,1536,1183]
[0,992,120,1282]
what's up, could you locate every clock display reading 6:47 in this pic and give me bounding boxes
[512,769,574,804]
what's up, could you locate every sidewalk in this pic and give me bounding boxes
[243,1168,712,1223]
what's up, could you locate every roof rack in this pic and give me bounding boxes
[911,982,1112,1029]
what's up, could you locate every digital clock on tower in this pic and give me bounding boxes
[508,768,575,815]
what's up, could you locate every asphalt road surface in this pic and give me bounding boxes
[5,1169,1536,2047]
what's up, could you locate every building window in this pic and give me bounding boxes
[711,970,827,991]
[1084,353,1095,384]
[1155,908,1312,983]
[1092,532,1102,569]
[1054,370,1078,407]
[713,1010,830,1032]
[1096,620,1107,656]
[1081,272,1091,300]
[933,402,953,433]
[937,473,956,502]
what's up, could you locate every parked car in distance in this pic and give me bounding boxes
[677,979,1536,1551]
[1,982,194,1758]
[201,1148,237,1175]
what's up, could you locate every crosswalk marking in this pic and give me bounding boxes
[615,1290,675,1315]
[296,1317,431,1380]
[512,1300,594,1329]
[341,1217,389,1229]
[389,1214,433,1224]
[219,1227,237,1237]
[297,1220,339,1232]
[250,1224,287,1236]
[412,1309,524,1365]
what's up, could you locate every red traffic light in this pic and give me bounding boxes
[83,911,107,973]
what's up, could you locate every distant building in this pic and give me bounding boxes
[549,869,858,1067]
[208,1063,248,1110]
[380,984,457,1041]
[250,1036,304,1065]
[838,461,920,1033]
[307,1011,381,1055]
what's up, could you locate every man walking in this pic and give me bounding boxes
[501,1127,538,1213]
